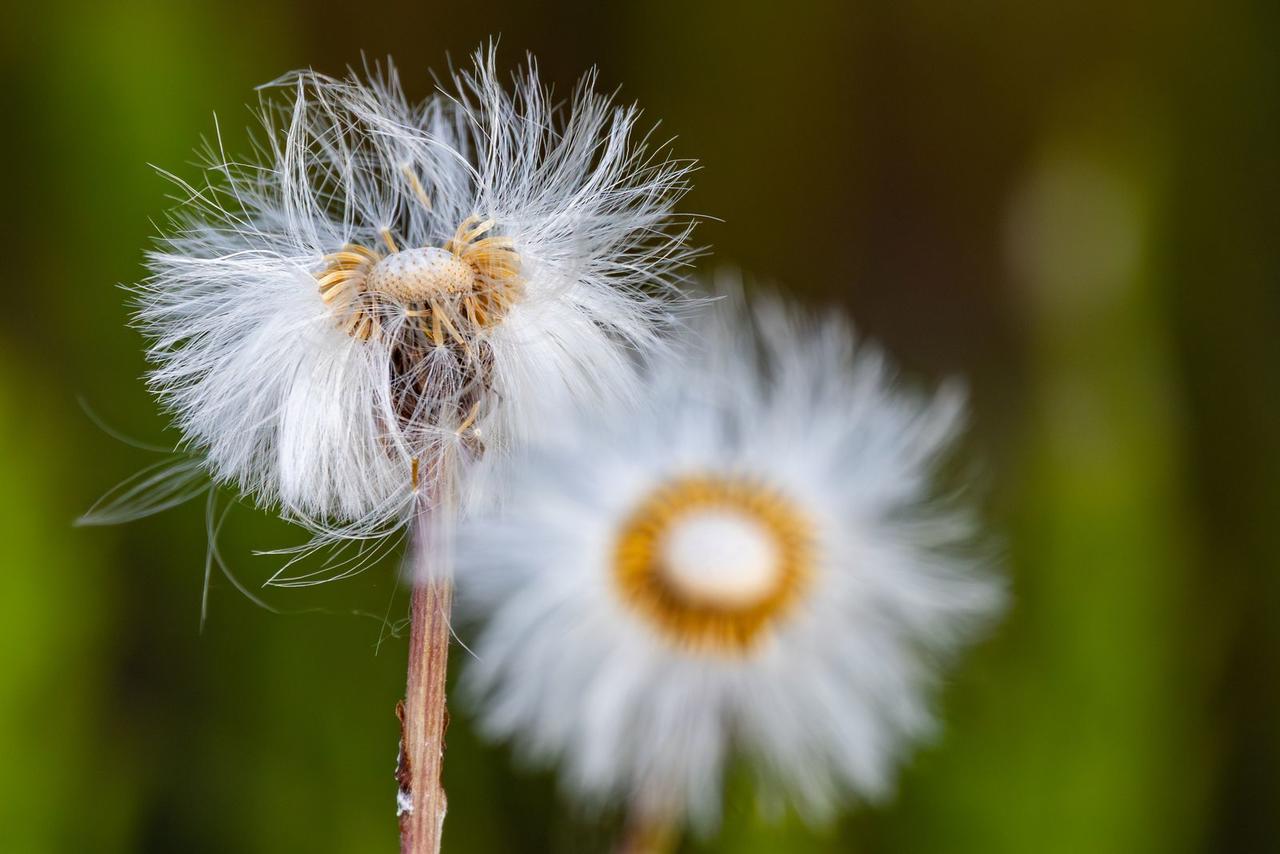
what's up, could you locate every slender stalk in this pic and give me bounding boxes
[397,497,453,854]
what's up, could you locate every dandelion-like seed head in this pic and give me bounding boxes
[120,47,697,548]
[458,283,1005,829]
[614,475,813,652]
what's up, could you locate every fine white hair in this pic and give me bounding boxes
[114,46,697,552]
[457,279,1005,829]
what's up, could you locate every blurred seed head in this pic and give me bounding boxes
[457,279,1005,830]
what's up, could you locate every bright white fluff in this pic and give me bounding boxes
[136,48,696,541]
[457,285,1004,829]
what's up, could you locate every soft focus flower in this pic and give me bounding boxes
[457,284,1004,829]
[126,47,696,543]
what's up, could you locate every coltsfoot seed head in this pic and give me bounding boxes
[458,283,1004,829]
[124,46,697,548]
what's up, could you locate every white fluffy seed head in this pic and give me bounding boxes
[458,280,1005,830]
[658,509,781,609]
[120,47,698,561]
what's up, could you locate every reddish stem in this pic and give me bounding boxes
[397,502,453,854]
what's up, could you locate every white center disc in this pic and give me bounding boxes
[658,509,781,608]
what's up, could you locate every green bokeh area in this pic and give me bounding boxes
[4,1,1277,851]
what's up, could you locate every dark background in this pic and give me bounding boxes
[2,1,1277,851]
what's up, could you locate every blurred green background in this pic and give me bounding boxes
[3,1,1277,851]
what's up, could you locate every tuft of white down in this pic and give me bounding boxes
[457,280,1005,830]
[130,47,698,553]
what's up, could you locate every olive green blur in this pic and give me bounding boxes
[3,1,1276,851]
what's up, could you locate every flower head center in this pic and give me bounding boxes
[315,215,523,344]
[366,247,476,304]
[614,475,814,653]
[658,510,781,609]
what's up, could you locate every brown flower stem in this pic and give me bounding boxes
[397,497,453,854]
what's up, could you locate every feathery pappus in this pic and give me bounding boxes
[88,47,697,561]
[457,283,1004,829]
